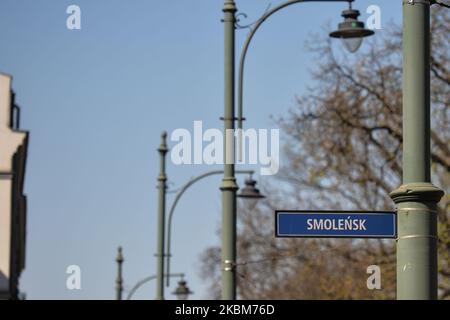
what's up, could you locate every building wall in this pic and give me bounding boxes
[0,73,28,299]
[0,178,13,292]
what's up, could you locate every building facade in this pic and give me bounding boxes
[0,73,29,300]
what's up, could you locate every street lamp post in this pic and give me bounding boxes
[165,169,263,287]
[115,246,124,300]
[115,246,191,300]
[389,0,444,300]
[156,131,168,300]
[154,132,264,297]
[222,0,239,301]
[223,0,372,300]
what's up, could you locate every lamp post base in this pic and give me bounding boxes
[390,183,444,300]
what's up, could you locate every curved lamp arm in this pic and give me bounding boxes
[237,0,351,160]
[166,169,254,286]
[126,273,184,300]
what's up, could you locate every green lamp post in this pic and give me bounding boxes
[165,169,263,287]
[223,0,373,300]
[156,131,168,300]
[221,0,239,301]
[115,246,124,300]
[389,0,444,300]
[154,131,264,298]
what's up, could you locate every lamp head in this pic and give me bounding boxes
[237,177,265,199]
[329,6,374,53]
[172,279,193,300]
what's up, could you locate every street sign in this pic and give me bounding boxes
[275,211,396,239]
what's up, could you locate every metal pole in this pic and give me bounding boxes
[222,0,238,300]
[115,246,124,300]
[390,0,444,300]
[165,170,254,287]
[156,131,168,300]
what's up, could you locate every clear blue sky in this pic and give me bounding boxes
[0,0,402,299]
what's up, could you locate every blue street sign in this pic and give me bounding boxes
[275,211,396,238]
